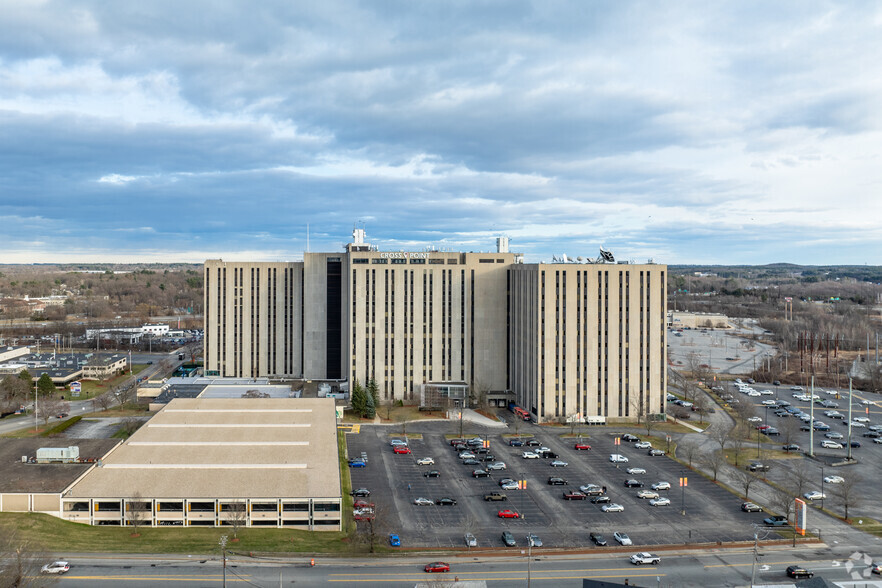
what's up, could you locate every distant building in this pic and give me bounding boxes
[204,230,667,423]
[83,354,127,380]
[667,311,729,329]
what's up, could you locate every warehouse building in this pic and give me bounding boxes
[204,230,667,423]
[59,397,341,529]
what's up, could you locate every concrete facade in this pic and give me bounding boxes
[204,235,667,423]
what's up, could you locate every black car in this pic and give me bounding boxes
[509,439,524,447]
[478,454,497,462]
[540,451,559,459]
[350,488,371,497]
[436,497,457,506]
[591,495,610,504]
[472,469,490,478]
[863,431,881,438]
[547,477,568,485]
[851,440,862,448]
[526,439,541,447]
[424,470,441,478]
[786,565,813,579]
[624,479,644,488]
[622,434,639,442]
[589,532,607,546]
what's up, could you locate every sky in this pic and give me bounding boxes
[1,1,881,266]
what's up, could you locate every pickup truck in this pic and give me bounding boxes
[763,515,789,526]
[483,492,508,502]
[629,552,661,565]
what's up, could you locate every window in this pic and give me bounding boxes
[352,258,369,264]
[429,259,445,264]
[371,258,388,264]
[283,503,309,512]
[479,258,494,263]
[313,502,340,512]
[409,258,425,264]
[447,259,458,264]
[157,501,183,512]
[251,503,279,512]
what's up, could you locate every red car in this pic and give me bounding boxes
[574,443,592,450]
[497,509,520,519]
[393,446,412,454]
[425,562,450,573]
[353,500,375,509]
[353,513,375,521]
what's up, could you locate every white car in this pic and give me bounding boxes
[850,421,866,428]
[41,561,70,574]
[550,460,569,467]
[634,441,652,449]
[413,497,433,506]
[649,497,671,507]
[760,390,774,396]
[854,416,871,423]
[626,467,646,475]
[417,457,435,466]
[609,454,629,463]
[501,481,519,490]
[823,475,845,484]
[458,452,476,459]
[630,552,660,565]
[522,451,540,459]
[761,399,777,406]
[747,416,762,423]
[636,490,659,499]
[747,391,761,397]
[651,481,671,491]
[464,532,477,547]
[614,531,632,545]
[875,437,882,444]
[791,386,804,391]
[803,491,826,501]
[390,439,408,446]
[820,440,843,449]
[486,461,507,470]
[601,503,624,512]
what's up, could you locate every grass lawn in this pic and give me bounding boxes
[0,512,356,555]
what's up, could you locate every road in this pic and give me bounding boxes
[47,546,882,587]
[0,349,188,436]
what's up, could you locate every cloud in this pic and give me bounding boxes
[0,1,881,265]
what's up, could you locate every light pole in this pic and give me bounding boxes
[526,535,533,588]
[34,380,38,432]
[820,466,825,510]
[846,379,854,461]
[219,535,228,588]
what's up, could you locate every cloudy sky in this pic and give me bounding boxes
[2,1,881,265]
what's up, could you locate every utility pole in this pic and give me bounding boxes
[808,377,815,458]
[846,379,854,461]
[34,380,38,432]
[750,530,759,587]
[219,535,228,588]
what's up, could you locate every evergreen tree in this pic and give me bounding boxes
[364,390,376,418]
[367,378,380,411]
[18,369,32,383]
[351,380,367,416]
[37,373,56,396]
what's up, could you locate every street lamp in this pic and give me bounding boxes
[820,466,825,510]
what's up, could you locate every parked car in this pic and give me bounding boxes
[601,503,624,512]
[803,491,826,501]
[634,441,652,449]
[509,439,524,447]
[763,515,788,526]
[464,532,477,547]
[498,509,520,518]
[636,489,659,499]
[486,461,507,470]
[435,497,457,506]
[348,459,367,468]
[741,502,763,512]
[574,442,592,450]
[522,451,540,459]
[389,533,401,547]
[527,533,543,547]
[624,479,644,488]
[591,495,611,504]
[747,462,770,472]
[393,446,412,454]
[502,531,516,546]
[472,469,490,478]
[547,477,568,485]
[824,475,844,484]
[579,484,604,495]
[484,492,508,502]
[614,531,632,545]
[563,490,587,500]
[820,440,843,449]
[648,448,665,456]
[609,454,629,463]
[424,470,441,478]
[649,497,671,506]
[622,434,639,442]
[417,457,435,465]
[651,481,671,491]
[550,460,568,468]
[626,467,646,475]
[589,532,607,546]
[413,497,433,506]
[390,439,408,446]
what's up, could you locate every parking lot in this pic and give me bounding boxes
[735,381,882,520]
[346,419,782,549]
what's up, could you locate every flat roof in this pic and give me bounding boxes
[0,438,120,493]
[68,397,341,500]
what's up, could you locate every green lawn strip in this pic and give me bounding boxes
[387,433,423,440]
[0,512,352,554]
[40,416,83,437]
[338,429,355,535]
[74,365,149,400]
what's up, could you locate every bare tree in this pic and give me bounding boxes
[729,435,746,468]
[709,423,734,454]
[769,487,795,522]
[679,439,700,467]
[692,394,709,425]
[830,473,862,520]
[700,450,726,482]
[779,417,802,448]
[789,460,814,499]
[94,392,114,412]
[222,500,247,540]
[732,469,759,499]
[0,523,55,587]
[354,502,387,554]
[126,491,149,535]
[39,396,67,426]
